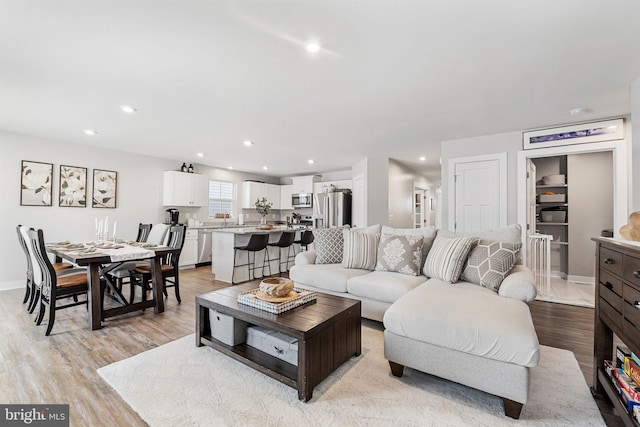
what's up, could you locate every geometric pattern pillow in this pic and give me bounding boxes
[314,226,349,264]
[342,229,380,270]
[422,236,477,283]
[461,240,522,291]
[374,233,423,276]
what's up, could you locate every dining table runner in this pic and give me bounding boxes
[49,242,157,262]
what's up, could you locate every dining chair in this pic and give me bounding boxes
[129,225,186,304]
[27,228,89,336]
[105,223,154,293]
[18,225,80,314]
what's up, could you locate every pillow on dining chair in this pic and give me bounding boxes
[147,224,170,245]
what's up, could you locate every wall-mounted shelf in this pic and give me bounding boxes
[536,203,568,207]
[536,222,568,226]
[536,184,568,189]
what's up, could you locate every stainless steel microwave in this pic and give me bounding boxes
[292,193,312,208]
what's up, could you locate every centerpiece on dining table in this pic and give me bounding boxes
[254,197,273,229]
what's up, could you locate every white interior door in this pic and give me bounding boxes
[413,187,425,228]
[526,159,537,235]
[352,173,365,228]
[450,154,506,232]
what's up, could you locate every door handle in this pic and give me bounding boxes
[605,282,614,291]
[634,271,640,279]
[604,258,614,264]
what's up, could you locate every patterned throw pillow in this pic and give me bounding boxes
[342,229,380,270]
[375,233,424,276]
[461,240,522,291]
[314,226,349,264]
[423,236,477,283]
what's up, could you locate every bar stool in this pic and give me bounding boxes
[294,230,314,252]
[268,231,296,275]
[232,233,271,285]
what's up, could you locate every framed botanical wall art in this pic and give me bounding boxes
[20,160,53,206]
[92,169,117,208]
[523,118,624,150]
[59,165,87,207]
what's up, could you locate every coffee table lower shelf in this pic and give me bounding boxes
[199,335,298,389]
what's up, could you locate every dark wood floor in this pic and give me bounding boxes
[0,267,625,426]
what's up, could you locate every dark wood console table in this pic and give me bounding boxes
[593,237,640,426]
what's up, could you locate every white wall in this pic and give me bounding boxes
[365,156,390,227]
[388,159,431,228]
[0,130,275,290]
[440,131,521,230]
[632,76,640,210]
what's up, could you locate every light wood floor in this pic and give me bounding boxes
[0,267,624,426]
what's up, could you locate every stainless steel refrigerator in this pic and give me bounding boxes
[313,191,352,228]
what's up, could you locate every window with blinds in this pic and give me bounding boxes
[208,180,235,217]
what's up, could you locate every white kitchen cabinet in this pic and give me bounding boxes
[242,181,265,209]
[291,176,318,194]
[280,185,293,210]
[163,171,208,207]
[179,229,198,268]
[313,183,323,194]
[242,182,281,209]
[266,184,281,210]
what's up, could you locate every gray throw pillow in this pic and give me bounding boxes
[375,233,424,276]
[423,235,477,283]
[314,226,349,264]
[342,229,380,270]
[461,240,522,291]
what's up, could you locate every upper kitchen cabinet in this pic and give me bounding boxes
[163,171,208,207]
[291,175,320,194]
[241,181,281,209]
[280,185,293,210]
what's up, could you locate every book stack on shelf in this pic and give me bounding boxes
[604,346,640,424]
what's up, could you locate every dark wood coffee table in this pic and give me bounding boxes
[196,283,361,401]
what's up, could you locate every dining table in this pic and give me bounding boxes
[47,241,180,330]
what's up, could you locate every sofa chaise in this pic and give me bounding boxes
[289,224,540,419]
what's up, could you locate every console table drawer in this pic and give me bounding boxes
[600,297,622,332]
[600,269,623,296]
[600,247,623,276]
[625,255,640,288]
[600,281,623,313]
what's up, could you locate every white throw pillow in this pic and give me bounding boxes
[423,235,477,283]
[342,229,380,270]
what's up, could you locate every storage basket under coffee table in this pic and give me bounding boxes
[195,283,362,401]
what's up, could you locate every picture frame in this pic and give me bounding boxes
[59,165,87,207]
[20,160,53,206]
[522,118,624,150]
[92,169,117,208]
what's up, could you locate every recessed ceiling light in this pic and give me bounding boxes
[228,166,233,170]
[196,152,204,157]
[262,166,269,170]
[308,159,315,164]
[243,140,254,147]
[569,107,588,116]
[84,129,97,136]
[306,42,321,53]
[120,105,137,114]
[419,156,426,161]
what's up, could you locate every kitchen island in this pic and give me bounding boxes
[211,226,306,283]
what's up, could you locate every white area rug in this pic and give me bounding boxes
[98,326,605,427]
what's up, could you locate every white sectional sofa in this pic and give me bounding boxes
[289,224,540,419]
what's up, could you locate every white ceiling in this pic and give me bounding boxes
[1,0,639,182]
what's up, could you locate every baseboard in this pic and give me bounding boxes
[0,280,24,292]
[567,275,595,285]
[550,271,567,280]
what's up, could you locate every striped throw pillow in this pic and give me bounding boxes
[342,229,380,270]
[423,235,477,283]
